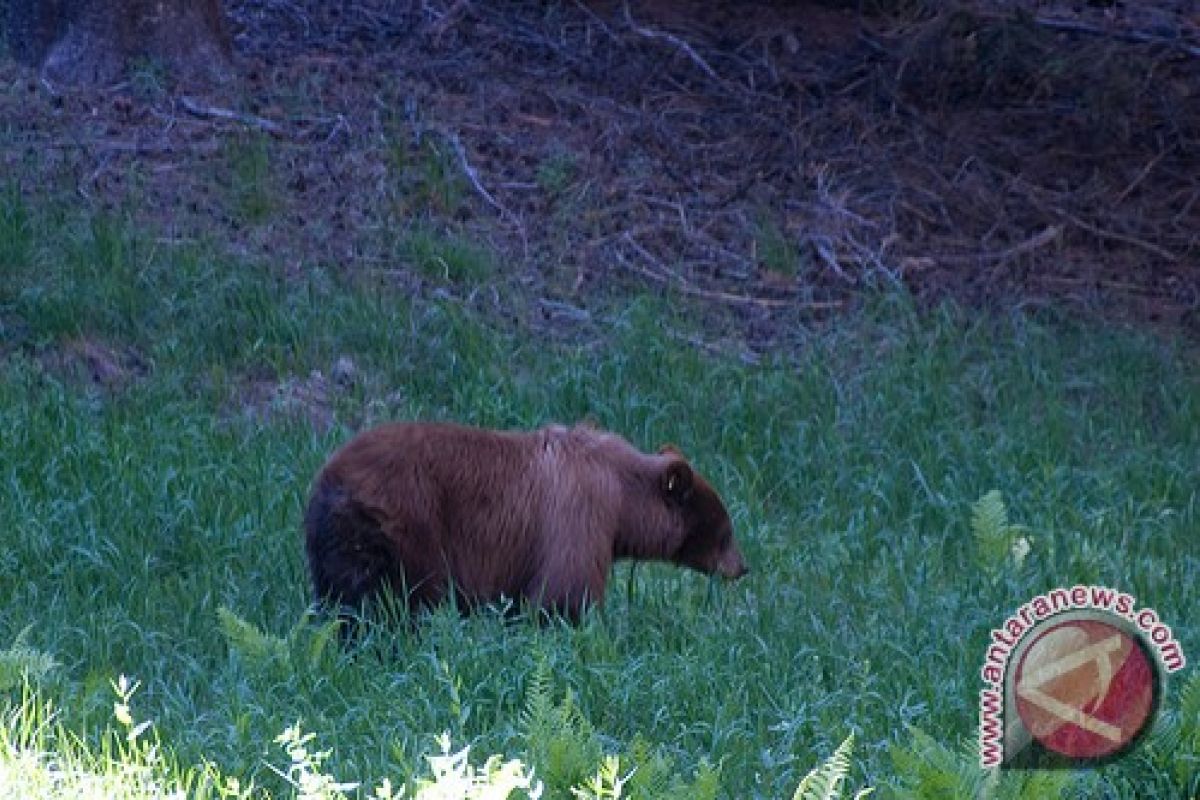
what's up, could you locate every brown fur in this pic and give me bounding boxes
[303,421,748,622]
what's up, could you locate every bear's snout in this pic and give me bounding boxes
[716,544,749,580]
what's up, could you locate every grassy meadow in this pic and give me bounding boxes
[0,190,1197,798]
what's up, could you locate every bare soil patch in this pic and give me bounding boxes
[43,337,150,390]
[2,1,1197,349]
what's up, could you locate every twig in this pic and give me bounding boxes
[674,330,761,366]
[811,235,853,282]
[538,298,592,323]
[620,251,791,308]
[1033,15,1200,58]
[1113,151,1166,207]
[316,114,351,144]
[444,132,504,213]
[1054,211,1181,263]
[442,131,528,257]
[1002,168,1185,263]
[622,2,719,81]
[178,96,286,137]
[428,0,469,40]
[934,225,1063,265]
[619,234,841,310]
[570,0,619,42]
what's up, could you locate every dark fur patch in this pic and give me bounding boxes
[304,481,393,607]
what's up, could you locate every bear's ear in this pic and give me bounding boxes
[659,443,684,457]
[660,459,694,504]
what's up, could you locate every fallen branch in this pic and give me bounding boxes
[1113,151,1166,207]
[444,132,505,214]
[538,298,592,323]
[933,225,1062,266]
[178,96,286,137]
[619,234,842,310]
[673,330,761,366]
[1054,211,1181,263]
[1034,15,1200,58]
[623,2,719,81]
[1000,168,1186,264]
[442,131,528,257]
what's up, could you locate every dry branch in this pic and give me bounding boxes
[1055,210,1181,263]
[444,131,504,214]
[177,96,286,137]
[1033,15,1200,58]
[933,226,1063,266]
[622,3,718,81]
[619,234,841,310]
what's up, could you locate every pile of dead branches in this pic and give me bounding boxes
[4,0,1196,351]
[230,0,1198,330]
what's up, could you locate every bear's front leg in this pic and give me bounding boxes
[523,565,607,623]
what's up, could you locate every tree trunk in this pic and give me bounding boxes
[6,0,232,85]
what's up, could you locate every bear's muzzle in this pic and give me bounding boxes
[716,545,749,580]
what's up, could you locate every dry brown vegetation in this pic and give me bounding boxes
[2,0,1198,349]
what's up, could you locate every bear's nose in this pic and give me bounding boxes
[717,546,749,580]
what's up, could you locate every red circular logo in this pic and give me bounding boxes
[1014,619,1156,760]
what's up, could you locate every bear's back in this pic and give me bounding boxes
[306,421,643,613]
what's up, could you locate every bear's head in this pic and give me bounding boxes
[658,448,748,580]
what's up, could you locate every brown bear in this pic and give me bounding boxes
[303,421,748,622]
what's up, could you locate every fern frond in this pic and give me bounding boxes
[216,605,287,665]
[519,656,602,792]
[972,490,1008,544]
[519,654,555,736]
[792,734,854,800]
[1171,670,1200,768]
[623,734,672,799]
[1178,670,1200,727]
[890,727,986,799]
[0,627,58,691]
[971,490,1029,569]
[687,760,722,800]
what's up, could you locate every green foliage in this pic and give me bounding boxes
[0,629,58,692]
[0,199,1195,797]
[1131,670,1200,792]
[571,756,626,800]
[400,226,494,284]
[792,734,870,800]
[0,676,227,800]
[226,134,277,224]
[126,56,170,102]
[753,213,803,278]
[520,656,603,796]
[413,733,541,799]
[888,728,989,798]
[217,605,289,666]
[390,137,468,217]
[273,722,362,799]
[0,183,30,272]
[536,151,577,197]
[217,606,340,680]
[970,490,1031,572]
[1177,671,1200,775]
[518,660,729,799]
[615,734,721,800]
[889,727,1078,800]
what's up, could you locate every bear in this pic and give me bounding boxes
[303,421,748,623]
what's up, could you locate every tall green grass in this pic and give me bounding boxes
[0,190,1197,797]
